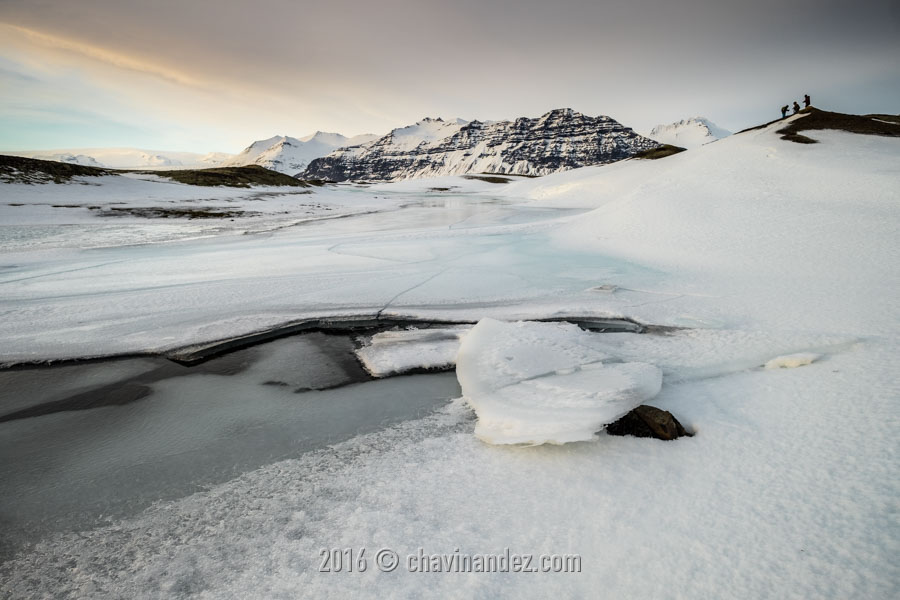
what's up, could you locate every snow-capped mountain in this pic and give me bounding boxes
[225,132,379,175]
[303,109,659,182]
[6,148,236,169]
[646,117,731,149]
[197,152,232,167]
[139,153,183,167]
[30,153,105,168]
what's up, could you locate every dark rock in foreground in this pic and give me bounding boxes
[606,405,691,440]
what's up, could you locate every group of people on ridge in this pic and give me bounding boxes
[781,94,811,118]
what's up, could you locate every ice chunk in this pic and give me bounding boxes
[764,352,822,369]
[456,318,662,445]
[355,326,470,377]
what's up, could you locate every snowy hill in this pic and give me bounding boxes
[6,148,234,169]
[303,108,659,182]
[224,132,378,175]
[646,117,731,148]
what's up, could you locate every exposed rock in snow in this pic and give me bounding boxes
[646,117,731,149]
[225,132,378,175]
[456,319,663,445]
[303,108,659,182]
[605,405,690,440]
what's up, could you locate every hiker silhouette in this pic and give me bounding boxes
[803,94,811,108]
[793,101,801,114]
[781,105,789,118]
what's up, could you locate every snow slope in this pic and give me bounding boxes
[646,116,731,148]
[224,132,378,174]
[1,113,898,598]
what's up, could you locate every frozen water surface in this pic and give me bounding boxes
[0,183,627,363]
[0,332,461,559]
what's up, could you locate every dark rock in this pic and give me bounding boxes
[605,405,691,440]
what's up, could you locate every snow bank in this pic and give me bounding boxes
[456,319,662,444]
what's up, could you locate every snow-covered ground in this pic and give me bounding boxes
[0,173,413,252]
[1,115,898,598]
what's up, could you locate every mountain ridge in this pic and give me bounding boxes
[224,132,378,174]
[303,108,659,182]
[3,148,233,169]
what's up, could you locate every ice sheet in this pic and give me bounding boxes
[456,319,662,444]
[355,326,470,376]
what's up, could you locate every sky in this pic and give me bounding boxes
[1,0,898,153]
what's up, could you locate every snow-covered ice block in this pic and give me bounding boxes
[764,352,822,369]
[355,326,470,377]
[456,319,662,445]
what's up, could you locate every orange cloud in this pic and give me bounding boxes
[1,23,205,88]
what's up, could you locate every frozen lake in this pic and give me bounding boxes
[1,184,612,560]
[0,186,615,561]
[0,331,463,560]
[1,182,656,364]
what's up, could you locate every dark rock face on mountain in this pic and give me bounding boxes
[303,108,659,182]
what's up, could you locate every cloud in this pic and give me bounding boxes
[5,25,205,87]
[0,0,897,151]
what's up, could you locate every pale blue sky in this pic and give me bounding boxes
[1,0,898,153]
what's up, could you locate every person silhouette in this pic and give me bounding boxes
[803,94,811,108]
[793,101,801,114]
[781,105,789,118]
